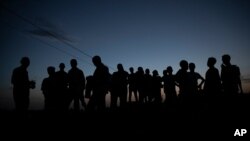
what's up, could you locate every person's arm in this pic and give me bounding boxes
[236,66,243,94]
[29,80,36,89]
[197,73,205,89]
[41,79,46,95]
[11,69,17,85]
[238,77,243,94]
[173,74,179,87]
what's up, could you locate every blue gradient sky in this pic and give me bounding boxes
[1,0,250,110]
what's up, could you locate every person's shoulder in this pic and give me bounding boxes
[13,66,22,72]
[102,65,110,74]
[42,77,49,82]
[213,67,219,70]
[212,68,219,74]
[68,68,73,73]
[231,65,240,74]
[86,75,93,80]
[124,71,129,75]
[229,65,239,71]
[232,65,239,69]
[103,65,109,70]
[195,72,202,76]
[112,71,118,75]
[176,69,182,75]
[78,68,84,73]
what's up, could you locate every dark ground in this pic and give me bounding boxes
[1,94,249,139]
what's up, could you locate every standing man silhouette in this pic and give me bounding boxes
[41,66,57,111]
[11,57,35,112]
[128,67,138,103]
[87,56,111,111]
[110,63,128,110]
[203,57,221,110]
[221,54,243,95]
[162,66,177,106]
[188,63,205,96]
[55,63,68,111]
[175,60,189,99]
[204,57,221,96]
[68,59,86,112]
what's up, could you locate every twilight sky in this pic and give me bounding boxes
[1,0,250,110]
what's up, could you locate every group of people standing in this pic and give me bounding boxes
[11,54,243,113]
[40,56,111,112]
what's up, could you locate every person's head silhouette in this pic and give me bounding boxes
[163,70,168,76]
[189,63,195,72]
[59,63,65,70]
[180,60,188,71]
[145,68,150,75]
[70,59,77,68]
[129,67,134,73]
[153,70,158,76]
[138,67,144,73]
[20,57,30,68]
[47,66,55,76]
[117,63,124,71]
[92,56,102,67]
[207,57,216,68]
[222,54,231,66]
[166,66,173,74]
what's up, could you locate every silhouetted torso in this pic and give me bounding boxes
[55,69,68,110]
[187,63,205,97]
[144,69,153,103]
[93,64,110,92]
[41,67,57,111]
[162,71,177,103]
[221,64,241,94]
[135,67,146,104]
[68,66,86,111]
[87,56,111,112]
[187,72,203,95]
[175,69,189,97]
[11,57,34,112]
[68,68,85,92]
[128,67,138,103]
[12,66,30,93]
[204,67,221,95]
[56,70,68,92]
[85,75,94,99]
[221,54,243,95]
[111,65,128,109]
[151,70,162,104]
[11,66,30,111]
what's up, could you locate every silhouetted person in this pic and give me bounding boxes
[110,63,129,110]
[204,57,221,96]
[87,56,111,112]
[68,59,86,112]
[136,67,146,105]
[221,54,243,95]
[11,57,35,112]
[188,63,205,96]
[187,63,205,111]
[151,70,162,105]
[128,67,138,103]
[55,63,68,111]
[85,75,94,99]
[203,57,221,110]
[175,60,189,100]
[162,66,177,106]
[41,66,57,111]
[144,68,153,103]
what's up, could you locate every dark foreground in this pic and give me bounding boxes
[1,94,250,139]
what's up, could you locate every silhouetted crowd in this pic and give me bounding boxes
[11,54,243,113]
